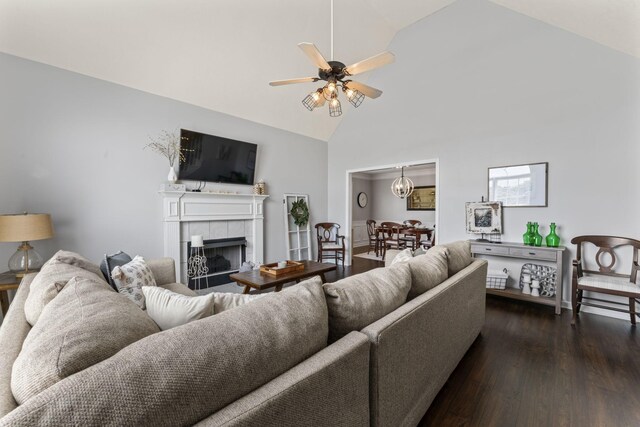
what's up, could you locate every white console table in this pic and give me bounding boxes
[470,241,566,315]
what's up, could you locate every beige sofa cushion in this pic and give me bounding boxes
[323,264,411,342]
[11,276,160,404]
[142,286,215,330]
[406,245,450,299]
[213,292,266,313]
[24,250,105,325]
[1,277,329,426]
[440,240,472,276]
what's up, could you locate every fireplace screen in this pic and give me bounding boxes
[186,237,247,289]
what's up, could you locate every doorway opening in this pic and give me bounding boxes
[346,159,439,265]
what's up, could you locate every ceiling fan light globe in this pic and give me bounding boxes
[329,97,342,117]
[348,89,365,108]
[302,93,317,111]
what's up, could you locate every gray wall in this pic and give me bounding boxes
[0,53,328,269]
[328,0,640,314]
[351,177,372,221]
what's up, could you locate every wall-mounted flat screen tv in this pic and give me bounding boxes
[178,129,257,185]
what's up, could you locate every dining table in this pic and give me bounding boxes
[374,225,434,256]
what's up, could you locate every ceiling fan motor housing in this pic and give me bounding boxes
[319,61,347,81]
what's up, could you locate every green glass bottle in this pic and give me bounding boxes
[546,222,560,247]
[533,222,543,247]
[523,222,533,245]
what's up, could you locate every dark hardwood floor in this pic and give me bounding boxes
[420,296,640,426]
[338,257,640,426]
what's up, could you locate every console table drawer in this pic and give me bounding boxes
[471,244,509,256]
[509,248,556,261]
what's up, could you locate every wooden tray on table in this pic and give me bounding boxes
[259,260,305,276]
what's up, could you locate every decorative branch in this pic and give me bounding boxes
[144,130,188,167]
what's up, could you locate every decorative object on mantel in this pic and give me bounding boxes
[545,222,560,247]
[268,0,394,117]
[160,183,187,192]
[465,199,503,242]
[391,166,414,199]
[144,130,188,183]
[290,199,310,227]
[253,180,266,195]
[0,213,54,279]
[187,235,209,290]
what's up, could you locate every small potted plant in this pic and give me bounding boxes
[144,130,187,182]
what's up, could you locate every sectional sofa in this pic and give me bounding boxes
[0,241,486,426]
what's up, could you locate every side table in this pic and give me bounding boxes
[0,272,20,317]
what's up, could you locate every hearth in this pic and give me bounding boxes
[186,237,247,289]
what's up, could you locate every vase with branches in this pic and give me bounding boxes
[144,130,187,182]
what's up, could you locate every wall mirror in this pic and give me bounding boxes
[488,162,548,207]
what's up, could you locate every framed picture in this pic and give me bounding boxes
[488,162,548,207]
[465,201,502,234]
[407,186,436,211]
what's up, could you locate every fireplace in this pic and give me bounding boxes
[186,237,247,289]
[160,191,268,284]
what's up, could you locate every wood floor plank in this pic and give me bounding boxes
[421,297,640,426]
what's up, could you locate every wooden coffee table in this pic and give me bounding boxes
[229,260,337,294]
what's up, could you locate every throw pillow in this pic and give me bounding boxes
[405,245,450,299]
[11,276,160,404]
[100,251,132,290]
[323,264,411,342]
[142,287,215,330]
[24,250,105,326]
[439,241,472,276]
[213,292,265,314]
[390,248,413,265]
[111,256,157,309]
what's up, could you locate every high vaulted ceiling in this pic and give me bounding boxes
[1,0,638,141]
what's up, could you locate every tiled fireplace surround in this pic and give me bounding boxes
[160,191,268,284]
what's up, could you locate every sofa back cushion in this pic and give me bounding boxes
[406,246,450,299]
[1,277,329,426]
[439,240,472,276]
[323,264,411,342]
[11,276,160,404]
[23,250,105,325]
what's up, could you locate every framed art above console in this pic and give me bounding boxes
[488,162,548,207]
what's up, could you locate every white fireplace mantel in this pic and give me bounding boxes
[159,190,269,283]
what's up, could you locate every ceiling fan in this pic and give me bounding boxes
[269,0,395,117]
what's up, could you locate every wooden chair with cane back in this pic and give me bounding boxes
[571,235,640,325]
[315,222,346,267]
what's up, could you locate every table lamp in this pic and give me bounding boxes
[0,213,54,278]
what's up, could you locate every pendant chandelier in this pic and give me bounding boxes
[391,166,414,199]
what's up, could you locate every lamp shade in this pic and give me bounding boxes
[0,213,54,242]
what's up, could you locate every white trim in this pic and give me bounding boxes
[345,158,440,266]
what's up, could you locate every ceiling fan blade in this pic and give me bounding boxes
[344,51,395,76]
[298,43,332,70]
[269,77,319,86]
[346,80,383,99]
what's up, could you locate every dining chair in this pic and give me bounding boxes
[315,222,346,267]
[380,222,404,260]
[420,227,435,250]
[399,220,422,250]
[366,219,379,255]
[571,235,640,325]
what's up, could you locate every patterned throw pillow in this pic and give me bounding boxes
[111,256,157,309]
